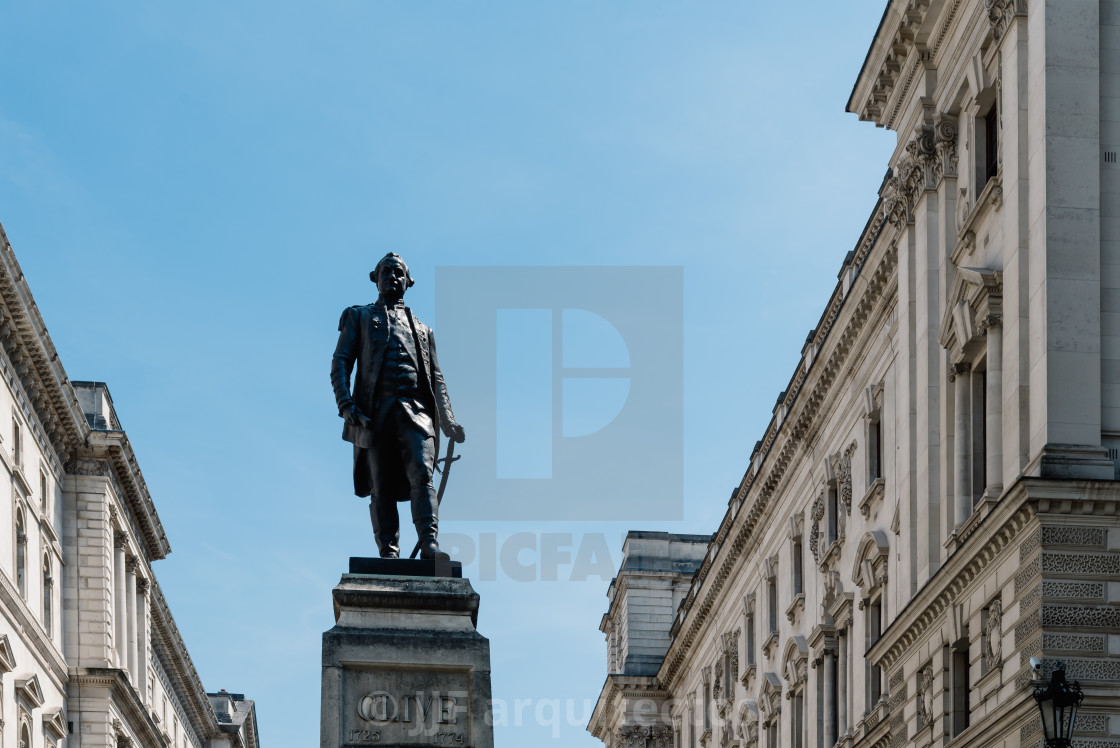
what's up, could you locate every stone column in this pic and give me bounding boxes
[983,317,1003,494]
[136,577,149,701]
[114,532,127,670]
[837,631,848,738]
[823,648,836,748]
[952,363,972,527]
[125,556,138,684]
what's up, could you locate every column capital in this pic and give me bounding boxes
[948,362,972,382]
[136,577,149,595]
[126,555,140,574]
[978,313,1003,335]
[114,531,128,550]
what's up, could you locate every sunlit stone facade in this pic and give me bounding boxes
[590,1,1120,746]
[0,224,259,748]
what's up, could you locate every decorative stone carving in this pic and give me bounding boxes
[986,0,1027,42]
[1041,526,1106,547]
[722,629,740,689]
[1019,530,1041,561]
[1041,581,1105,600]
[70,459,110,477]
[809,492,824,563]
[1041,552,1120,576]
[839,444,855,515]
[1042,605,1120,629]
[650,725,673,748]
[616,725,647,747]
[983,599,1002,671]
[1041,633,1105,653]
[713,660,723,702]
[934,115,959,180]
[114,531,128,550]
[916,665,934,729]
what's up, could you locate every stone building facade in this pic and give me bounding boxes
[0,223,260,747]
[590,0,1120,746]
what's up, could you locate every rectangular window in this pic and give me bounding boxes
[984,106,998,184]
[768,578,778,633]
[792,692,804,748]
[867,598,883,706]
[971,370,986,506]
[827,483,839,544]
[951,634,970,736]
[40,470,48,513]
[792,538,803,595]
[746,606,756,666]
[869,414,882,482]
[12,419,21,467]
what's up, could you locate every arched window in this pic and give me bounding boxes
[19,720,29,748]
[42,553,53,637]
[15,510,26,599]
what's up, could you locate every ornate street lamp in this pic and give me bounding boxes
[1032,661,1084,748]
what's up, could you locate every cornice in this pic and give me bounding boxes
[588,674,666,739]
[72,668,170,748]
[0,226,171,562]
[0,227,88,466]
[84,430,171,560]
[148,581,221,741]
[867,478,1120,671]
[661,210,899,688]
[847,0,936,128]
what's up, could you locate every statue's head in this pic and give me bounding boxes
[370,253,414,300]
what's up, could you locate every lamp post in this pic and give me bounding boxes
[1032,661,1084,748]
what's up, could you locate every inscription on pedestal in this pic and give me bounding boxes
[341,669,474,747]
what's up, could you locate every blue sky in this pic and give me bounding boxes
[0,2,896,745]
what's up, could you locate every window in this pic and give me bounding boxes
[984,106,998,184]
[866,596,883,707]
[42,554,52,637]
[868,411,882,483]
[792,535,804,596]
[12,419,20,468]
[768,575,778,634]
[39,470,47,513]
[745,594,756,667]
[951,629,970,736]
[791,690,805,748]
[15,510,26,599]
[826,482,839,544]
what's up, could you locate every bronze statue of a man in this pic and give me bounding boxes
[331,253,465,560]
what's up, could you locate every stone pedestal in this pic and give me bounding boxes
[321,559,494,748]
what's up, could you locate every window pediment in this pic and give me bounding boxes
[0,635,16,673]
[15,674,43,709]
[43,707,66,741]
[938,267,1002,356]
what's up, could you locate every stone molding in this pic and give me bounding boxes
[986,0,1027,42]
[867,479,1120,672]
[662,235,898,688]
[847,0,971,129]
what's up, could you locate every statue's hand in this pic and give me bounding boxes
[343,404,372,429]
[445,421,466,443]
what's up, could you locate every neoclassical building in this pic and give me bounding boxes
[590,0,1120,746]
[0,223,260,747]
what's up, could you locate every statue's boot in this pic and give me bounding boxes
[412,486,450,561]
[369,498,400,559]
